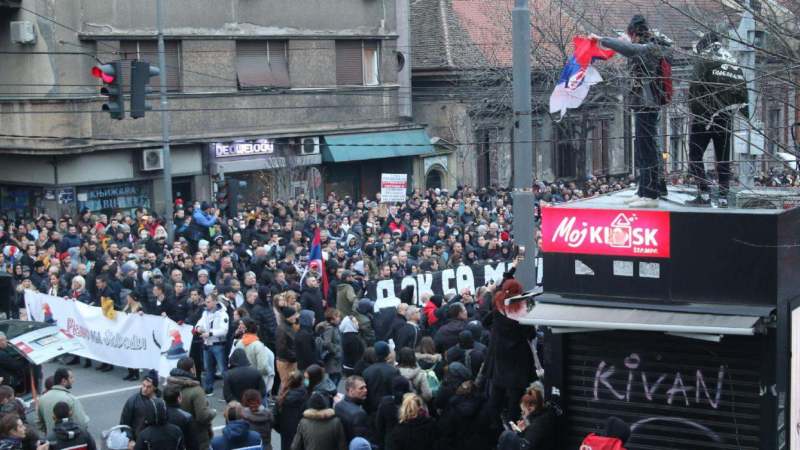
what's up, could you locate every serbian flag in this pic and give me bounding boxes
[303,228,328,303]
[549,36,615,119]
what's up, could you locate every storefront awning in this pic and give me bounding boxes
[515,302,768,336]
[322,129,434,163]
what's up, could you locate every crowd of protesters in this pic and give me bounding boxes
[0,182,642,449]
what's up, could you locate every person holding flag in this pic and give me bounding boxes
[300,228,328,324]
[589,15,673,208]
[549,36,615,120]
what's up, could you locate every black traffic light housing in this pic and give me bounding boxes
[92,62,124,120]
[226,178,247,218]
[130,60,160,119]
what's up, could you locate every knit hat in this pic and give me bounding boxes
[308,392,328,411]
[121,261,138,277]
[203,284,215,297]
[374,341,391,361]
[281,306,299,319]
[627,14,649,37]
[356,298,375,315]
[144,369,159,384]
[349,437,372,450]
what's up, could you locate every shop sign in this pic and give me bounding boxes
[380,173,407,203]
[213,139,274,158]
[541,207,670,258]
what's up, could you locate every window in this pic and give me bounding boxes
[669,117,686,172]
[336,40,380,86]
[767,108,781,154]
[553,121,580,179]
[591,119,611,175]
[235,40,290,89]
[119,40,181,92]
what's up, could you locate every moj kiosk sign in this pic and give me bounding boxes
[542,207,670,258]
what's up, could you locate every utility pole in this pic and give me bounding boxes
[157,0,174,244]
[512,0,537,290]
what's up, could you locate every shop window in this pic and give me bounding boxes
[119,40,181,92]
[235,40,290,89]
[336,40,380,86]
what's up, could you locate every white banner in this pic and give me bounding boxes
[25,292,194,377]
[380,173,407,203]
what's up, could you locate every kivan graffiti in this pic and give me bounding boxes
[593,353,724,408]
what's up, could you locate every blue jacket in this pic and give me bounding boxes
[211,420,261,450]
[191,209,217,242]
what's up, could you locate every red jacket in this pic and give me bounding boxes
[423,300,439,327]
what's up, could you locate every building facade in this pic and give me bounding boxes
[0,0,434,219]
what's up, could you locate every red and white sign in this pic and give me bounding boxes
[541,207,670,258]
[380,173,408,203]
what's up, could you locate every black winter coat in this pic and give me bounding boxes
[393,322,420,352]
[166,405,197,450]
[134,423,184,450]
[387,416,438,450]
[341,332,365,372]
[333,397,372,443]
[243,300,277,349]
[46,419,97,450]
[439,393,493,450]
[483,310,536,389]
[433,319,466,353]
[362,362,400,414]
[522,408,557,450]
[276,387,307,450]
[294,327,319,371]
[299,286,325,325]
[223,350,267,402]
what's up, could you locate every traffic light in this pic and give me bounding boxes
[215,180,229,213]
[130,60,160,119]
[227,178,247,218]
[91,62,124,120]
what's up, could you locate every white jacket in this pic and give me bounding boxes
[195,305,229,345]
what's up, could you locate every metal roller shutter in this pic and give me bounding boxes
[119,40,181,92]
[336,40,363,85]
[564,331,763,449]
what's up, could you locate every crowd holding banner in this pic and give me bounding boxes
[24,291,193,377]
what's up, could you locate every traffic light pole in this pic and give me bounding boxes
[511,0,537,290]
[157,0,175,244]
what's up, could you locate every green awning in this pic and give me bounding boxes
[322,129,434,163]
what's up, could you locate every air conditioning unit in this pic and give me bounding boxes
[142,149,164,171]
[301,136,320,155]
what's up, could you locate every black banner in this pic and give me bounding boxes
[367,261,512,307]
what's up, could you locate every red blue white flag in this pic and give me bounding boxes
[549,36,615,119]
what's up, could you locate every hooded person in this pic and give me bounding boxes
[212,403,262,450]
[295,310,320,371]
[362,341,400,414]
[223,348,267,403]
[291,392,348,450]
[354,299,376,346]
[166,357,217,450]
[339,316,366,377]
[133,398,184,450]
[686,30,749,207]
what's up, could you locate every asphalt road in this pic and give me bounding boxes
[38,361,283,449]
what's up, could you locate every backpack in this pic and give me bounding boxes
[579,433,627,450]
[651,47,674,105]
[424,368,440,395]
